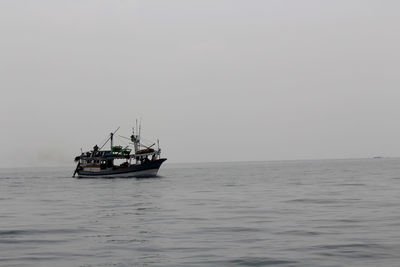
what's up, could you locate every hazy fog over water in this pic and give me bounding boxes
[1,0,400,167]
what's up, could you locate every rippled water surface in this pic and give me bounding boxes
[1,159,400,266]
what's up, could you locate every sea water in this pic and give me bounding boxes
[1,159,400,266]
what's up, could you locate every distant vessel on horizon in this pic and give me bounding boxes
[73,121,166,178]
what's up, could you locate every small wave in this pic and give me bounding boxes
[213,257,297,266]
[276,230,322,236]
[0,256,60,262]
[320,243,382,250]
[0,239,66,244]
[316,243,392,259]
[337,183,366,186]
[200,226,264,233]
[0,228,89,236]
[285,198,338,204]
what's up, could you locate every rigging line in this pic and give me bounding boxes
[97,137,109,150]
[116,136,129,146]
[141,137,151,141]
[140,137,154,145]
[141,143,155,149]
[99,135,111,150]
[118,135,131,141]
[99,126,120,150]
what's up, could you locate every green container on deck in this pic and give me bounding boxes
[111,146,123,153]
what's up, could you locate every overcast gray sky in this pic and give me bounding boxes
[1,0,400,167]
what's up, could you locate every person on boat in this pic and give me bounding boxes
[93,145,99,151]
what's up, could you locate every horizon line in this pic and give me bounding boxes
[0,156,396,170]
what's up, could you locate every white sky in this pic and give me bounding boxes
[1,0,400,167]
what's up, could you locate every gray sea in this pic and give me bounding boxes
[1,159,400,267]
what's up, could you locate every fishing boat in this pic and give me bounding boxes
[73,122,166,178]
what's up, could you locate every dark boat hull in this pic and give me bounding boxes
[77,159,167,178]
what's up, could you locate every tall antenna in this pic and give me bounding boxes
[132,120,141,153]
[157,139,161,158]
[139,118,142,138]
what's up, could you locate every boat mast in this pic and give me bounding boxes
[132,119,141,153]
[139,119,141,140]
[133,130,140,152]
[98,126,120,151]
[139,120,142,150]
[110,132,113,150]
[157,139,160,159]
